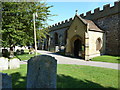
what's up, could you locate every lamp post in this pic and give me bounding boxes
[33,12,38,55]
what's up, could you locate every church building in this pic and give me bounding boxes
[39,1,120,60]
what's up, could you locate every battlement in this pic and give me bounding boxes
[49,17,73,31]
[49,1,120,30]
[81,1,120,20]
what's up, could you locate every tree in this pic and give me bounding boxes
[2,2,52,57]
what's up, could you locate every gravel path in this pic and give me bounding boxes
[20,50,120,70]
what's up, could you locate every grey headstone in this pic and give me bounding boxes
[27,55,57,88]
[0,73,12,89]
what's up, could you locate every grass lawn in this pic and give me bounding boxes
[1,64,119,89]
[56,52,120,64]
[91,55,120,63]
[15,49,40,61]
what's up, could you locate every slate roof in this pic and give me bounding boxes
[76,15,104,32]
[49,14,104,32]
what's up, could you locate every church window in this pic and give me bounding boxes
[54,32,59,45]
[96,38,102,51]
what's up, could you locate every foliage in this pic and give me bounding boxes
[2,2,52,48]
[1,64,119,89]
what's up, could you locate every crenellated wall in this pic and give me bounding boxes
[48,1,120,55]
[80,1,120,55]
[49,1,120,30]
[49,18,73,31]
[80,1,120,20]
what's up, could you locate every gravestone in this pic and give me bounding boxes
[0,57,8,71]
[0,73,12,89]
[2,49,8,57]
[61,46,65,51]
[21,49,24,54]
[9,58,20,69]
[27,55,57,88]
[55,46,59,52]
[16,49,21,55]
[9,51,14,58]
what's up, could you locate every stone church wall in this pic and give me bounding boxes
[88,31,104,59]
[80,1,120,55]
[49,27,68,52]
[46,1,120,56]
[94,14,119,55]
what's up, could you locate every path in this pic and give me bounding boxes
[20,50,119,70]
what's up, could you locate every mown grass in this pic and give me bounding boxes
[15,49,40,61]
[56,52,120,64]
[1,64,119,89]
[91,55,120,63]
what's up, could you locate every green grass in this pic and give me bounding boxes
[1,64,119,89]
[91,55,120,63]
[15,49,40,61]
[1,64,27,88]
[56,52,120,64]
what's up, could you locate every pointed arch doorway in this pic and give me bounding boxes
[74,39,82,57]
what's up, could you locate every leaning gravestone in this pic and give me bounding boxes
[27,55,57,88]
[0,73,12,89]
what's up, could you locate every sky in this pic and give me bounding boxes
[46,1,115,26]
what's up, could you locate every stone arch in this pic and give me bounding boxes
[70,35,84,57]
[54,32,59,45]
[74,39,82,57]
[96,37,102,51]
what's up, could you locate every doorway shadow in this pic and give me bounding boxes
[49,51,84,60]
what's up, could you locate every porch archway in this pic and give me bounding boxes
[74,39,82,57]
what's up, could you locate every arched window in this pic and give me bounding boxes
[54,32,58,45]
[96,38,102,51]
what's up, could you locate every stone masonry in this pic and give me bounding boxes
[27,55,57,88]
[43,1,120,56]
